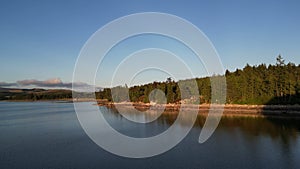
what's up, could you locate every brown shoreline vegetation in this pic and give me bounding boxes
[97,100,300,118]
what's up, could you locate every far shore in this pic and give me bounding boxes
[2,99,300,117]
[1,98,95,103]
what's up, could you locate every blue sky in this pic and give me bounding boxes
[0,0,300,88]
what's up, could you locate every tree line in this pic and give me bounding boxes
[97,56,300,105]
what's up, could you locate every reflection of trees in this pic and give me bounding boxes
[100,106,300,147]
[218,117,298,141]
[210,116,300,153]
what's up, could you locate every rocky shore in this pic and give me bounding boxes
[97,100,300,117]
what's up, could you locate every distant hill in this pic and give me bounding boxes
[0,87,73,100]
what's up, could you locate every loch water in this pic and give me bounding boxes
[0,102,300,169]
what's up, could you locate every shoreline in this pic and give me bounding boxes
[2,99,300,118]
[97,100,300,117]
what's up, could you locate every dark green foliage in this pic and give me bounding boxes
[96,56,300,105]
[96,88,112,101]
[226,56,300,104]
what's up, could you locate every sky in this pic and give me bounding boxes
[0,0,300,88]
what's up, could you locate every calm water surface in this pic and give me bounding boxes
[0,102,300,169]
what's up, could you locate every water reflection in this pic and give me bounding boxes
[100,106,300,144]
[101,106,300,168]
